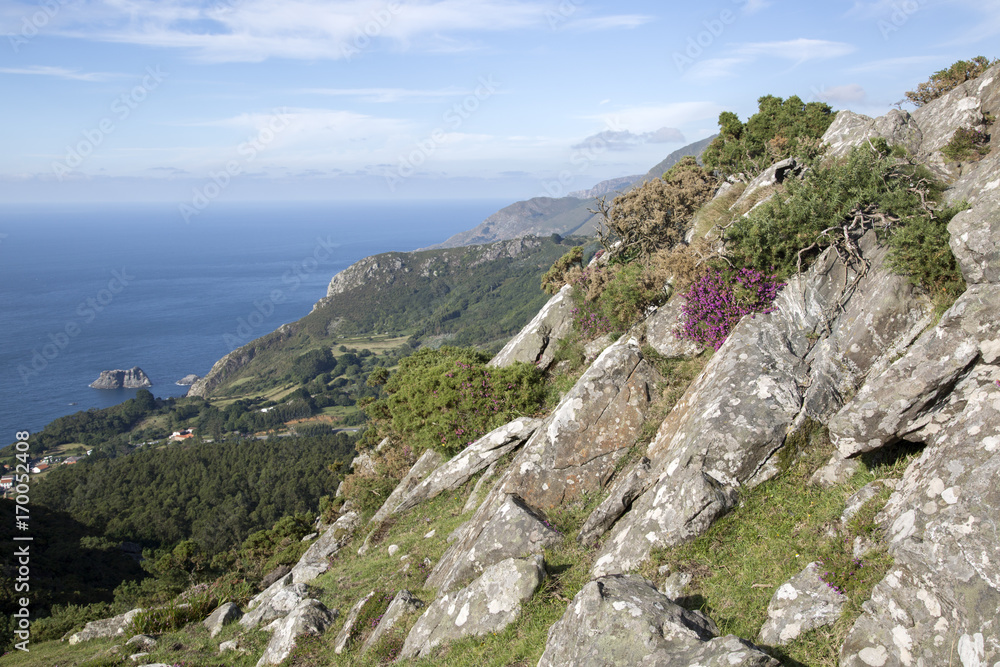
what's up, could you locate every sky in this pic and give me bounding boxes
[0,0,997,203]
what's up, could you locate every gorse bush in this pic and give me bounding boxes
[675,267,785,351]
[541,246,584,294]
[568,262,665,339]
[702,95,835,178]
[724,141,966,306]
[364,347,546,457]
[905,56,997,106]
[941,126,991,162]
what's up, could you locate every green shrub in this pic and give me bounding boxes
[941,126,991,162]
[905,56,998,107]
[702,95,835,178]
[724,140,964,299]
[363,347,547,457]
[569,263,665,338]
[541,246,584,294]
[887,201,968,304]
[29,602,115,642]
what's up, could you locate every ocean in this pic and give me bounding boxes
[0,200,508,442]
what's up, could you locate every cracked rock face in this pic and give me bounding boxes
[400,555,545,660]
[368,450,443,525]
[360,589,424,655]
[489,283,576,370]
[590,232,929,576]
[392,418,540,516]
[504,338,663,510]
[759,562,847,646]
[240,580,313,630]
[538,575,778,667]
[424,494,560,594]
[645,293,702,359]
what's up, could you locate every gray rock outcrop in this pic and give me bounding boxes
[175,373,201,386]
[489,284,576,370]
[504,337,663,510]
[644,294,702,358]
[290,511,360,583]
[240,578,312,630]
[391,419,539,516]
[758,562,847,646]
[203,601,242,638]
[68,608,142,644]
[538,575,778,667]
[332,590,374,654]
[89,367,152,389]
[425,494,560,594]
[368,450,443,526]
[360,589,424,654]
[400,555,545,660]
[256,598,336,667]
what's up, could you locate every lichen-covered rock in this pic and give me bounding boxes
[947,152,1000,286]
[577,456,652,547]
[840,481,892,525]
[425,494,560,594]
[538,575,778,667]
[591,232,930,577]
[462,461,498,514]
[758,562,846,646]
[203,602,242,638]
[822,110,923,162]
[68,608,142,644]
[360,589,424,655]
[290,511,360,583]
[644,294,702,359]
[504,338,663,510]
[392,419,540,516]
[489,283,576,370]
[125,634,157,652]
[256,599,336,666]
[240,581,313,630]
[369,449,444,525]
[731,157,802,210]
[400,556,545,660]
[829,285,998,458]
[333,590,374,654]
[809,452,860,488]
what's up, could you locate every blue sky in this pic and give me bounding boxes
[0,0,996,203]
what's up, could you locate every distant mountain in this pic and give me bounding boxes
[430,136,717,249]
[567,175,643,199]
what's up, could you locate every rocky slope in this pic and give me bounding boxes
[67,66,1000,667]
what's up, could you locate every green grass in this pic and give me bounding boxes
[638,421,916,666]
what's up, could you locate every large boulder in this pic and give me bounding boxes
[290,511,360,583]
[821,110,923,162]
[425,494,561,594]
[256,599,337,667]
[203,601,242,638]
[947,151,1000,286]
[504,338,663,510]
[577,456,652,547]
[758,562,846,646]
[332,590,375,654]
[399,555,545,660]
[590,232,931,575]
[489,283,576,370]
[392,418,540,516]
[240,580,313,630]
[369,449,444,525]
[537,575,778,667]
[68,608,142,644]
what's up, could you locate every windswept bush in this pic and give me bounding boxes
[941,126,991,162]
[905,56,997,107]
[675,267,785,351]
[541,246,584,294]
[568,263,665,339]
[363,347,546,457]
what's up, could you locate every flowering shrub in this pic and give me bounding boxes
[676,267,784,350]
[568,263,664,339]
[571,304,613,339]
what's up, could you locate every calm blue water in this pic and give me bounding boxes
[0,200,507,442]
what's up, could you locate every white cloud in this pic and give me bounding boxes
[735,38,856,61]
[571,127,686,152]
[298,87,465,103]
[739,0,773,14]
[34,0,649,62]
[685,57,745,80]
[586,102,723,133]
[0,66,122,82]
[813,83,868,104]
